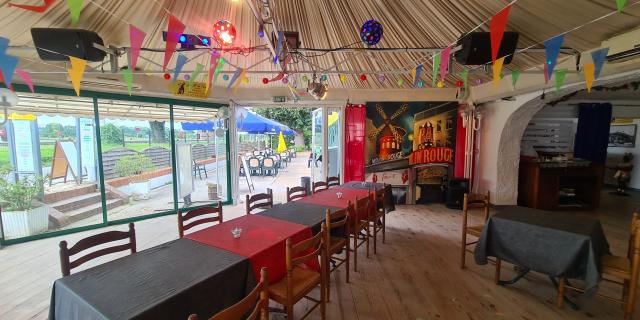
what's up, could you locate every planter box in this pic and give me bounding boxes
[129,180,151,200]
[1,206,50,239]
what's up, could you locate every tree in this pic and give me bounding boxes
[101,123,123,144]
[254,108,312,146]
[149,121,166,143]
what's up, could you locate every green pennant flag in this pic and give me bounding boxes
[67,0,83,25]
[188,63,205,89]
[459,70,469,91]
[511,70,521,88]
[616,0,628,12]
[432,53,441,87]
[555,68,568,93]
[213,58,226,84]
[122,69,133,95]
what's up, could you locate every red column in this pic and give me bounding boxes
[344,104,366,182]
[454,112,466,178]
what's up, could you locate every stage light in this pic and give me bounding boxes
[202,38,209,45]
[258,25,265,38]
[179,34,187,43]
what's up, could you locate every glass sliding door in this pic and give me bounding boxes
[310,108,324,183]
[327,107,342,180]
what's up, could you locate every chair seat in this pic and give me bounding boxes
[269,267,321,304]
[466,225,484,237]
[329,236,347,254]
[602,254,631,279]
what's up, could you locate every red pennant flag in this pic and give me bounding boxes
[129,25,146,71]
[490,5,512,62]
[163,15,185,71]
[8,0,56,12]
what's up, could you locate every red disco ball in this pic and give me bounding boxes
[262,78,269,84]
[213,19,237,46]
[360,74,367,81]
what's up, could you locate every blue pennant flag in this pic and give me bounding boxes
[591,47,609,80]
[413,64,423,88]
[544,34,564,83]
[227,68,242,91]
[173,54,188,82]
[0,37,18,87]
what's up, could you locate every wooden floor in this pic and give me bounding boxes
[1,189,639,319]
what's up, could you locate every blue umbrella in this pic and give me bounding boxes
[237,111,294,135]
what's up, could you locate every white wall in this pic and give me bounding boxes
[606,109,640,189]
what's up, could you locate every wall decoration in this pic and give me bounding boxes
[67,56,87,96]
[128,25,145,71]
[365,169,409,186]
[213,19,237,46]
[163,15,186,71]
[409,105,457,165]
[591,47,609,79]
[67,0,83,25]
[584,63,595,92]
[170,80,208,99]
[8,0,56,12]
[493,56,505,86]
[544,34,564,83]
[609,124,636,148]
[511,69,521,88]
[489,4,512,63]
[360,19,383,46]
[555,68,568,92]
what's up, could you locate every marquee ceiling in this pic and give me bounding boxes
[1,0,639,90]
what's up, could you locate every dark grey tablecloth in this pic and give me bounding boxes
[259,201,341,234]
[340,181,396,212]
[49,238,255,320]
[474,206,610,293]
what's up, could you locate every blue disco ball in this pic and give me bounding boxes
[360,19,383,46]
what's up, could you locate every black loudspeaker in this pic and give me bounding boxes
[446,178,470,210]
[31,28,106,62]
[455,32,519,65]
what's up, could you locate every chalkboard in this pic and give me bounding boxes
[239,155,254,191]
[176,144,194,198]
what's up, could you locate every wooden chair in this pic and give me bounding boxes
[460,191,491,269]
[325,206,350,302]
[246,188,273,215]
[178,201,223,238]
[269,224,326,320]
[189,268,269,320]
[350,194,373,272]
[59,223,136,277]
[312,181,329,194]
[557,213,640,318]
[326,176,340,188]
[369,185,387,254]
[287,186,307,202]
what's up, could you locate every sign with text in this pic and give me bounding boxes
[409,147,454,165]
[169,80,208,99]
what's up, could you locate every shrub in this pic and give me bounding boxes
[114,154,155,177]
[101,123,123,144]
[0,170,46,211]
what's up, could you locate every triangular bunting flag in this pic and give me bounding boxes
[213,58,225,84]
[227,68,242,91]
[544,34,564,83]
[9,0,56,12]
[511,70,521,88]
[493,57,505,86]
[432,53,441,87]
[15,68,34,92]
[555,68,568,93]
[188,63,204,89]
[413,64,423,88]
[233,69,246,93]
[591,47,609,79]
[490,4,512,63]
[274,31,284,64]
[173,54,187,82]
[122,69,133,95]
[0,54,19,88]
[459,70,469,91]
[67,0,83,25]
[129,24,146,71]
[163,15,186,71]
[206,50,220,92]
[67,56,87,96]
[439,46,452,81]
[616,0,628,12]
[583,63,595,93]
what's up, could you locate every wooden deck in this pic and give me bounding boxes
[1,189,639,319]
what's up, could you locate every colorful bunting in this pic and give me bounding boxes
[129,25,145,71]
[493,57,505,86]
[233,69,246,93]
[163,15,186,71]
[206,50,221,92]
[188,63,204,89]
[616,0,628,12]
[15,68,34,92]
[172,54,187,82]
[459,70,469,91]
[213,58,226,84]
[274,31,284,64]
[432,53,441,87]
[511,70,521,88]
[544,34,564,83]
[439,46,452,81]
[67,0,83,25]
[583,63,595,93]
[227,68,242,91]
[67,56,87,96]
[554,68,568,92]
[591,47,609,79]
[122,69,133,95]
[8,0,56,12]
[490,4,512,63]
[412,64,423,88]
[268,55,292,82]
[0,37,19,88]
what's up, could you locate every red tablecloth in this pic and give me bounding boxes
[185,215,319,282]
[299,187,371,220]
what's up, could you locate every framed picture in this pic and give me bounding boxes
[609,124,637,148]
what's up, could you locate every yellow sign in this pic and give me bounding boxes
[8,112,37,121]
[169,80,209,99]
[612,118,634,125]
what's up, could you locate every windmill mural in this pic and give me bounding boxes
[367,103,409,159]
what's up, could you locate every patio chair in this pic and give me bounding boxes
[178,201,223,238]
[193,159,208,180]
[289,148,297,158]
[262,157,278,176]
[279,152,289,168]
[275,154,286,169]
[248,156,262,176]
[246,188,273,215]
[253,150,261,156]
[59,223,136,276]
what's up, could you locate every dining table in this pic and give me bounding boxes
[258,201,341,234]
[340,181,396,212]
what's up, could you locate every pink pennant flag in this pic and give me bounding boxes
[163,15,185,71]
[129,25,146,71]
[490,5,512,63]
[15,68,34,92]
[207,50,220,92]
[439,46,452,81]
[268,55,292,82]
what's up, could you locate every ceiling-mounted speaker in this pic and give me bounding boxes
[31,28,106,62]
[455,32,519,65]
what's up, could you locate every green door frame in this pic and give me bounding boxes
[0,84,233,246]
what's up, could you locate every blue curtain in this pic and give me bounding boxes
[573,103,612,163]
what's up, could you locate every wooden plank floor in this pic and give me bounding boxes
[1,190,639,319]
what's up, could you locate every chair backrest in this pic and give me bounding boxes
[246,189,273,215]
[326,207,350,243]
[627,213,640,259]
[326,176,340,188]
[286,186,307,202]
[189,268,269,320]
[59,223,136,276]
[372,185,386,213]
[354,193,374,223]
[312,181,328,193]
[253,150,261,156]
[284,223,325,301]
[263,157,274,168]
[280,152,288,160]
[462,191,491,224]
[248,157,261,168]
[628,219,640,287]
[178,202,223,238]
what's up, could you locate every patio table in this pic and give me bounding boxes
[185,214,319,283]
[49,238,254,320]
[340,181,396,212]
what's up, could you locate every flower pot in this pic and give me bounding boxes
[1,206,50,239]
[129,180,151,200]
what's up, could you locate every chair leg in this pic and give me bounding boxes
[557,278,566,308]
[382,213,386,244]
[460,232,467,269]
[346,241,350,283]
[353,235,358,272]
[366,224,370,258]
[286,304,294,320]
[626,278,638,319]
[494,259,501,284]
[373,222,378,255]
[320,269,327,319]
[326,259,331,303]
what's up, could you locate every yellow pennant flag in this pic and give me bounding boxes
[232,69,246,93]
[493,57,505,87]
[67,57,87,96]
[277,131,287,153]
[583,63,595,93]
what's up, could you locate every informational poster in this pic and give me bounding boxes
[79,118,96,181]
[169,80,208,99]
[12,120,36,172]
[176,143,194,199]
[364,169,410,186]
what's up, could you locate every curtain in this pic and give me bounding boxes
[454,112,466,178]
[344,104,366,182]
[574,103,612,163]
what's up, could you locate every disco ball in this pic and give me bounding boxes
[213,20,237,46]
[360,19,383,46]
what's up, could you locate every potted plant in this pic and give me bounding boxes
[0,169,49,239]
[114,154,155,200]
